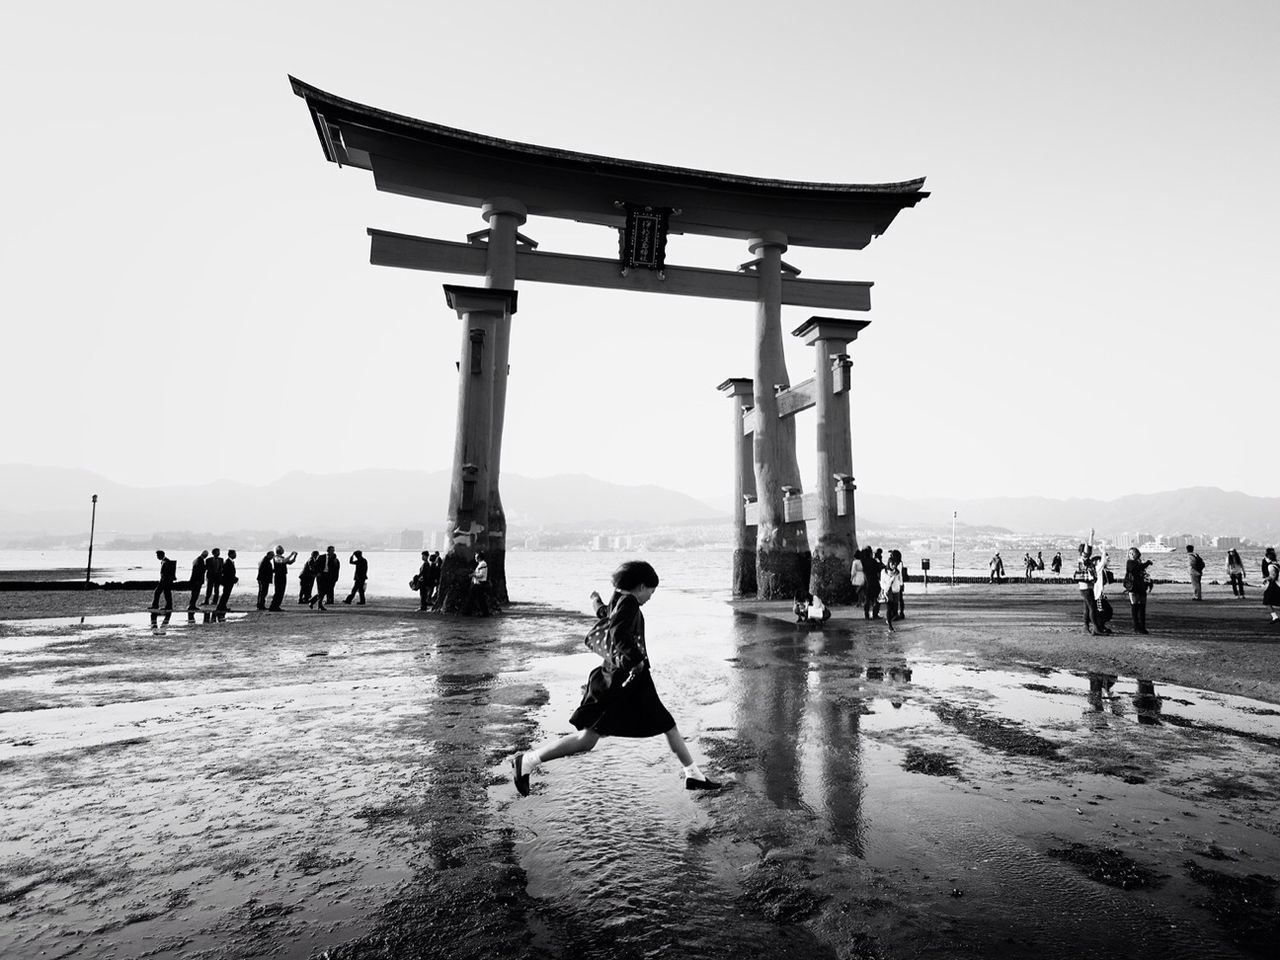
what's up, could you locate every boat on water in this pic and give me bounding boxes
[1136,541,1174,554]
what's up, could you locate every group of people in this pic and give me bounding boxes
[1073,532,1280,634]
[149,548,239,613]
[851,546,906,629]
[988,550,1062,582]
[414,549,493,616]
[253,546,369,612]
[147,545,372,614]
[793,546,907,632]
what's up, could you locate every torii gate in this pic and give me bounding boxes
[290,77,927,609]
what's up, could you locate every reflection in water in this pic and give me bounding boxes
[1087,672,1123,716]
[738,619,808,811]
[731,617,869,855]
[149,610,172,634]
[814,661,865,855]
[1133,679,1163,725]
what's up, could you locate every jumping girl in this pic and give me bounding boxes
[511,560,721,795]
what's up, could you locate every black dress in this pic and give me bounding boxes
[569,592,675,738]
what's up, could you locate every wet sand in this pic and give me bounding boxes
[1,584,1277,959]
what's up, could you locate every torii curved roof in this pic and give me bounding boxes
[290,76,927,249]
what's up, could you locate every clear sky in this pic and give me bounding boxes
[3,1,1276,506]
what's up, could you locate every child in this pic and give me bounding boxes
[512,561,721,795]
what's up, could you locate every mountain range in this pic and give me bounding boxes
[0,465,721,540]
[1,465,1277,542]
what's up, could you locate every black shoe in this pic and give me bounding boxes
[685,776,722,791]
[256,605,266,611]
[512,754,530,797]
[1136,628,1149,634]
[357,601,365,605]
[343,598,352,605]
[1098,628,1113,635]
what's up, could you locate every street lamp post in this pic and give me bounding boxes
[951,510,957,586]
[85,494,98,590]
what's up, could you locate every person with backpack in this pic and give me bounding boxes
[1186,544,1206,600]
[510,560,721,797]
[150,550,177,611]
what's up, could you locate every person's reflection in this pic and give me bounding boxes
[734,615,808,811]
[187,610,197,624]
[1133,679,1162,725]
[149,610,172,634]
[1086,672,1116,712]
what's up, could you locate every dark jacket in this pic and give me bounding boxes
[350,555,368,583]
[191,556,206,583]
[590,592,648,682]
[257,554,274,584]
[1125,558,1152,596]
[159,558,177,585]
[221,558,237,586]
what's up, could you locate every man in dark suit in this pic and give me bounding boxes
[204,548,224,606]
[187,550,208,611]
[310,546,338,611]
[150,550,177,610]
[256,552,274,610]
[344,550,369,605]
[324,546,341,604]
[217,549,238,611]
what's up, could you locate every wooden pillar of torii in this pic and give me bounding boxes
[288,76,926,608]
[725,316,869,603]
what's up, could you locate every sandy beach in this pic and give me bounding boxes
[2,583,1277,959]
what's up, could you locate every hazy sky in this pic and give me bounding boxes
[3,1,1277,508]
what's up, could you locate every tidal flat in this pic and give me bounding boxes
[1,583,1277,959]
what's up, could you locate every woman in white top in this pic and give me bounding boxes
[882,553,904,633]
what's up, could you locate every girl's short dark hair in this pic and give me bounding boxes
[612,560,660,591]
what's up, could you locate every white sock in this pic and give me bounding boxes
[682,762,706,781]
[521,751,542,772]
[1271,612,1278,621]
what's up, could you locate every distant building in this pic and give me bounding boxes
[400,529,424,551]
[1214,536,1242,549]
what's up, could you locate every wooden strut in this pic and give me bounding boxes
[368,229,872,311]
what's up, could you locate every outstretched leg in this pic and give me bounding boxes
[511,729,600,796]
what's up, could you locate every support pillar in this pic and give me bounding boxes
[793,316,870,603]
[437,284,518,612]
[717,378,757,597]
[747,232,810,599]
[478,198,529,605]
